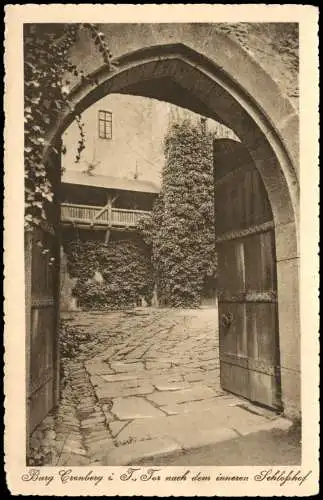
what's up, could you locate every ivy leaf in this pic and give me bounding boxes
[42,192,54,202]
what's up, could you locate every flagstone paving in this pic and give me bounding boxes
[28,308,292,466]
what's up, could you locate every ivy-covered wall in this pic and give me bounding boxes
[62,238,154,310]
[138,118,217,308]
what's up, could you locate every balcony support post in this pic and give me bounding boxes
[105,229,111,244]
[107,197,112,228]
[107,194,118,228]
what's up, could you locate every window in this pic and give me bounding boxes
[98,110,112,139]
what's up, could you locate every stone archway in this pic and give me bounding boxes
[48,41,300,418]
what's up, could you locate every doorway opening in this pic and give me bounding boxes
[26,40,299,465]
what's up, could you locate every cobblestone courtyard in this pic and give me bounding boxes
[29,308,294,466]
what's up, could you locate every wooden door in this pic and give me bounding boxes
[215,139,281,410]
[26,224,60,435]
[25,149,61,441]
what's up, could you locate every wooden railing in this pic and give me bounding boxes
[61,203,150,227]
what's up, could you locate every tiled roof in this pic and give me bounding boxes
[62,170,160,194]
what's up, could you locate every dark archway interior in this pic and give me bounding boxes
[117,77,216,120]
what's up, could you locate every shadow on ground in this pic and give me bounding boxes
[134,422,302,466]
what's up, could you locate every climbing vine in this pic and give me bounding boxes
[138,118,217,307]
[64,239,154,310]
[24,23,113,231]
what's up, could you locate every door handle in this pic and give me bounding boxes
[220,312,233,329]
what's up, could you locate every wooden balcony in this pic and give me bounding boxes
[61,203,151,228]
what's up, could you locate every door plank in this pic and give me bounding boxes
[220,303,250,400]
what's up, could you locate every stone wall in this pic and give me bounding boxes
[68,23,298,109]
[215,23,298,109]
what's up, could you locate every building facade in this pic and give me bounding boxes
[60,170,160,311]
[62,93,239,186]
